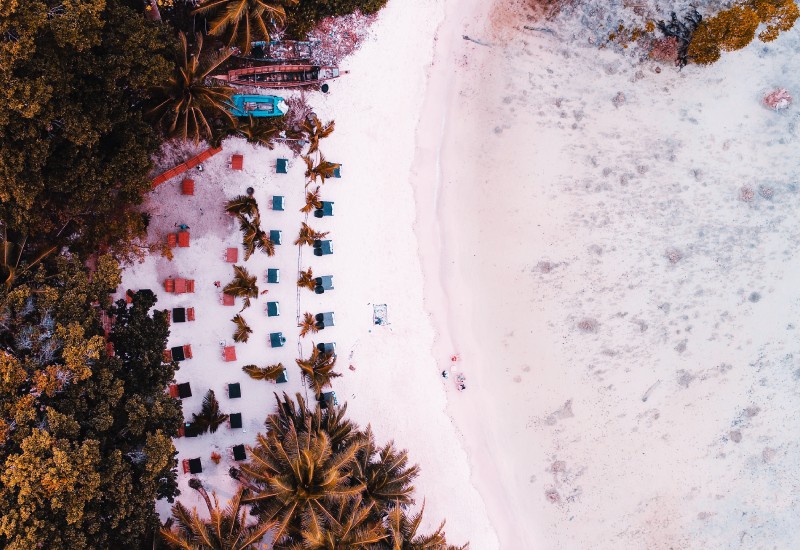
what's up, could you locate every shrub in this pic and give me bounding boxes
[285,0,389,38]
[753,0,800,41]
[688,5,760,64]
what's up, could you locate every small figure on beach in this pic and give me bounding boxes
[178,223,190,230]
[442,370,449,379]
[260,289,269,295]
[214,281,220,288]
[451,354,459,362]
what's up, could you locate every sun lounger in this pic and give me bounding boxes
[230,154,244,171]
[276,158,288,174]
[266,268,279,284]
[229,413,243,429]
[164,279,175,293]
[315,312,335,329]
[266,302,279,317]
[223,346,237,362]
[181,179,194,195]
[228,382,241,399]
[317,342,336,355]
[269,230,282,245]
[271,195,284,211]
[187,307,195,321]
[167,233,178,248]
[222,293,235,306]
[178,231,190,247]
[269,332,286,348]
[314,275,333,294]
[232,444,247,461]
[314,201,334,218]
[225,248,238,263]
[313,240,333,256]
[169,278,194,294]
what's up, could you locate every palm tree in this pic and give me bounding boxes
[147,33,236,143]
[240,421,365,542]
[1,227,57,290]
[193,0,298,55]
[354,427,419,512]
[286,495,387,550]
[299,312,319,337]
[237,216,274,260]
[296,345,340,396]
[160,485,274,550]
[243,363,285,382]
[303,154,341,185]
[301,186,322,214]
[224,265,259,310]
[192,390,229,434]
[237,115,280,148]
[266,393,358,453]
[295,222,329,246]
[383,503,468,550]
[232,314,253,343]
[301,118,335,155]
[226,195,260,218]
[297,267,316,291]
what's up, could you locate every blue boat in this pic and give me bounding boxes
[229,95,288,118]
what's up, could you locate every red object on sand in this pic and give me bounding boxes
[223,346,237,362]
[167,233,178,248]
[164,279,175,293]
[230,154,243,171]
[226,248,238,263]
[222,293,235,306]
[163,349,173,362]
[169,384,180,398]
[174,278,186,294]
[181,178,195,195]
[178,231,190,247]
[152,146,222,188]
[187,307,195,321]
[182,459,190,474]
[183,345,193,359]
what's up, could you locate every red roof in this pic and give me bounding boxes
[226,248,238,263]
[223,346,237,362]
[231,154,243,171]
[178,231,190,247]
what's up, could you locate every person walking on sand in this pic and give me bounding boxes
[214,281,220,288]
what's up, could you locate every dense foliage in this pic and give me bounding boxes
[285,0,390,37]
[0,258,181,549]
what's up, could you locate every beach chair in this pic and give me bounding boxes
[229,413,243,429]
[269,230,282,245]
[222,293,235,306]
[181,179,195,196]
[223,345,237,362]
[178,231,190,247]
[315,275,333,294]
[183,345,193,359]
[276,158,288,174]
[315,312,335,329]
[164,279,175,293]
[225,248,238,263]
[167,233,178,248]
[231,444,247,461]
[228,383,241,399]
[173,278,195,294]
[314,201,334,218]
[271,195,285,211]
[269,332,286,348]
[313,240,333,256]
[266,302,280,317]
[230,154,244,171]
[187,307,196,321]
[182,459,190,474]
[266,268,279,284]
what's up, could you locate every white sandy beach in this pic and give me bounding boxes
[124,0,800,547]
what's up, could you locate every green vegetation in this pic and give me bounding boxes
[232,313,253,343]
[285,0,390,37]
[243,363,286,382]
[194,0,297,54]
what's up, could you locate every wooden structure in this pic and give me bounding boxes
[151,146,222,188]
[213,64,343,88]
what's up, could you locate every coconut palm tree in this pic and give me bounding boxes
[237,115,280,148]
[353,427,419,513]
[192,390,229,434]
[226,195,260,218]
[232,314,253,343]
[147,33,236,143]
[193,0,297,55]
[303,154,341,185]
[301,187,322,213]
[296,345,340,396]
[266,392,358,453]
[1,227,57,290]
[242,363,285,382]
[297,267,316,291]
[224,265,259,310]
[301,118,335,155]
[160,484,274,550]
[284,495,387,550]
[240,421,365,542]
[237,216,274,260]
[299,312,320,337]
[382,503,469,550]
[295,222,329,246]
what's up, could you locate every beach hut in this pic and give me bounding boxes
[313,240,333,256]
[223,346,237,362]
[229,413,243,429]
[319,391,338,409]
[228,383,241,399]
[232,444,247,461]
[314,201,334,218]
[266,302,280,317]
[315,312,335,329]
[315,275,333,294]
[269,332,286,347]
[269,230,282,245]
[266,268,280,283]
[271,196,285,211]
[276,158,288,174]
[226,248,239,263]
[181,179,195,195]
[317,342,336,355]
[230,154,244,171]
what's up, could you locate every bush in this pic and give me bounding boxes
[753,0,800,41]
[285,0,389,38]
